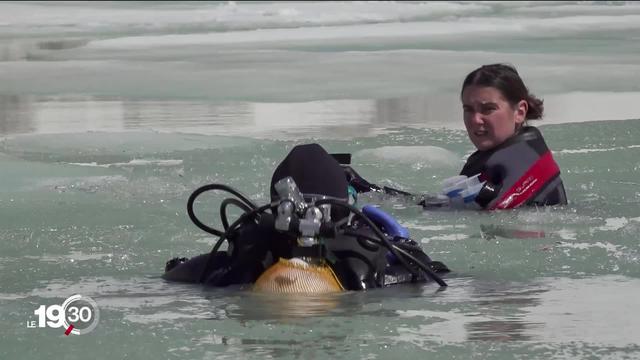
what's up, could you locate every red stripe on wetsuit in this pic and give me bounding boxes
[489,151,560,210]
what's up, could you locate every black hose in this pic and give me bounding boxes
[187,183,259,237]
[220,198,253,231]
[318,199,447,287]
[316,199,419,279]
[344,232,447,286]
[187,182,447,287]
[198,202,275,283]
[391,245,440,277]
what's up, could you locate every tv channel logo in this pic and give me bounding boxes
[26,294,100,336]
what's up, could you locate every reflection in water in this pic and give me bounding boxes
[196,285,437,359]
[522,276,640,347]
[237,291,346,320]
[222,289,386,322]
[394,276,640,349]
[466,320,539,341]
[463,282,546,342]
[480,224,546,240]
[0,94,464,138]
[203,284,430,322]
[0,95,34,134]
[122,100,254,131]
[0,95,126,135]
[374,94,462,128]
[13,92,631,139]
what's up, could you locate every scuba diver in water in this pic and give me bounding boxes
[163,143,450,292]
[345,63,567,210]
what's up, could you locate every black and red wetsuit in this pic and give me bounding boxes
[460,126,567,209]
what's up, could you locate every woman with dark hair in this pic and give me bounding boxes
[461,63,543,152]
[457,63,567,209]
[344,64,567,210]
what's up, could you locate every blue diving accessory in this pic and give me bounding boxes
[441,173,485,207]
[362,205,409,239]
[441,175,468,198]
[362,205,410,264]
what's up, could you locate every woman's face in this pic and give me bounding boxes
[461,85,527,151]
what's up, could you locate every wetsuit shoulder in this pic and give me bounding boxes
[460,150,491,177]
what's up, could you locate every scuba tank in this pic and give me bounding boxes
[163,176,449,292]
[163,144,450,292]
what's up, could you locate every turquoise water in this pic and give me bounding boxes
[1,2,640,359]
